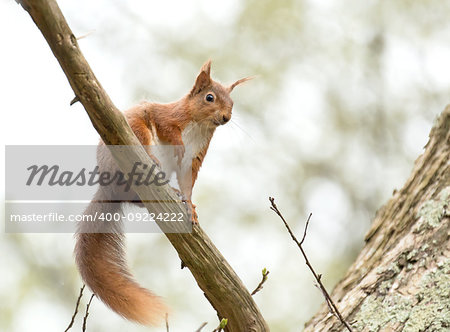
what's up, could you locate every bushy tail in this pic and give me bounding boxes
[75,189,168,325]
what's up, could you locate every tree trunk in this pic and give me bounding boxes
[305,107,450,331]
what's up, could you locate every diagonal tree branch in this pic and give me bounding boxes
[16,1,268,331]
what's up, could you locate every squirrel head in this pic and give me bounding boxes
[187,60,251,127]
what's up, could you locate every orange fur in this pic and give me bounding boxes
[75,61,249,326]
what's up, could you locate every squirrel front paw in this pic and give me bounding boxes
[174,145,185,166]
[149,153,162,169]
[189,201,198,224]
[183,199,198,224]
[172,189,198,224]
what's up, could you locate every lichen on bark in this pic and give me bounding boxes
[304,108,449,332]
[415,186,449,231]
[352,187,450,331]
[353,260,449,332]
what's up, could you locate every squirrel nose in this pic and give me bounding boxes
[222,115,230,123]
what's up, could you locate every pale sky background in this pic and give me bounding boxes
[2,0,450,331]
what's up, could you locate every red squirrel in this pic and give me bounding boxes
[75,60,250,326]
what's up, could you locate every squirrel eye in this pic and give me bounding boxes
[205,94,214,102]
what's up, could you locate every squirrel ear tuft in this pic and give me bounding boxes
[200,60,212,77]
[228,76,254,93]
[190,60,212,96]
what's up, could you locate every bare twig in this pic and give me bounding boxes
[269,197,354,332]
[314,279,335,314]
[76,30,95,40]
[194,322,208,332]
[300,212,312,245]
[251,268,270,296]
[82,294,95,332]
[64,284,85,332]
[165,313,169,332]
[69,95,80,106]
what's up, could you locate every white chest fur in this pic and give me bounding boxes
[149,122,213,190]
[181,122,213,163]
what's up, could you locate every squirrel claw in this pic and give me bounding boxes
[190,209,199,225]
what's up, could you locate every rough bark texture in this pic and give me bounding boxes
[305,107,450,331]
[17,0,269,331]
